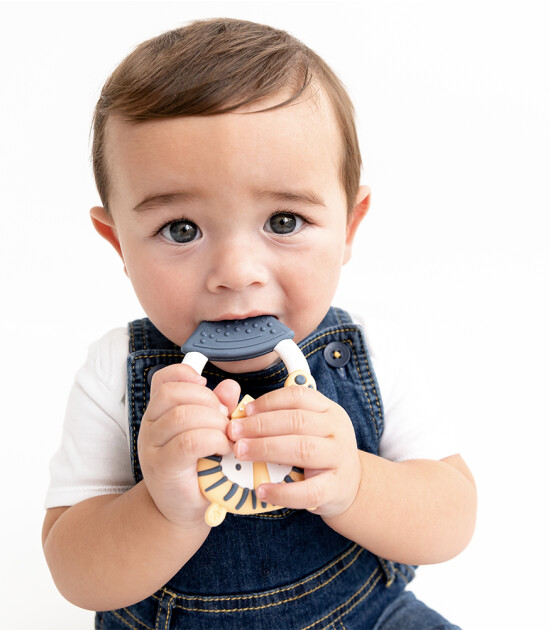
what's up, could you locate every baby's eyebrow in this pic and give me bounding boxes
[132,189,326,212]
[132,192,198,212]
[257,190,326,207]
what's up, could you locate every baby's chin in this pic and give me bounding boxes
[211,350,281,375]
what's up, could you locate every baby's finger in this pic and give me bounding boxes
[145,405,229,447]
[228,409,332,441]
[149,363,206,391]
[234,435,338,470]
[153,428,233,472]
[147,380,227,421]
[256,476,326,512]
[245,385,329,416]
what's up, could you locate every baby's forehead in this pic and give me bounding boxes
[105,92,345,214]
[107,86,340,158]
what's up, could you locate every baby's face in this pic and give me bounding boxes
[93,91,366,372]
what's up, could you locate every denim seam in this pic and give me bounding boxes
[161,544,362,611]
[148,545,358,605]
[341,339,379,440]
[353,333,383,438]
[164,598,174,630]
[303,568,383,630]
[394,565,414,583]
[241,508,294,519]
[129,322,136,353]
[141,318,148,351]
[130,354,137,478]
[327,572,383,629]
[378,558,395,586]
[108,609,154,630]
[156,593,174,630]
[123,607,155,630]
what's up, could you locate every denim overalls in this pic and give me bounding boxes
[96,308,421,630]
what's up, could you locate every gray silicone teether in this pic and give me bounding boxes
[181,315,311,378]
[181,316,293,361]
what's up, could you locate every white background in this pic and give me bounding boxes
[1,1,549,628]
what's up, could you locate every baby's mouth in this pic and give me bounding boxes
[211,312,278,323]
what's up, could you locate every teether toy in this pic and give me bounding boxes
[181,316,316,526]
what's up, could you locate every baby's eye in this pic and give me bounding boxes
[264,212,304,235]
[159,219,201,244]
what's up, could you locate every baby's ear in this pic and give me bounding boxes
[343,186,370,264]
[90,206,124,260]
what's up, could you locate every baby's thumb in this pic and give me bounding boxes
[213,379,241,417]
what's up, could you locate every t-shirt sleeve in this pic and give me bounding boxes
[354,314,460,462]
[44,328,134,509]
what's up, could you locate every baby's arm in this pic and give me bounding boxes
[323,452,476,565]
[42,364,240,611]
[230,386,476,566]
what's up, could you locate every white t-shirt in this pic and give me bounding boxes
[45,315,459,509]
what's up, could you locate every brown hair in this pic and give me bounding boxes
[92,18,361,215]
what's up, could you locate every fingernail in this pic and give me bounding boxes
[245,402,255,416]
[231,420,242,438]
[236,440,249,458]
[256,486,267,500]
[219,404,229,416]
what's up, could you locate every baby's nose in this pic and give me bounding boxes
[206,243,269,293]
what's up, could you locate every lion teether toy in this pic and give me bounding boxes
[181,316,316,526]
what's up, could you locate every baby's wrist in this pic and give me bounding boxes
[141,480,210,533]
[320,489,359,522]
[321,459,363,522]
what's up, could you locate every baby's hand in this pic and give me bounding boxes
[138,364,240,528]
[227,386,361,518]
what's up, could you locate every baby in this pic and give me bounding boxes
[43,18,476,629]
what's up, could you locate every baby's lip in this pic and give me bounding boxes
[210,312,277,322]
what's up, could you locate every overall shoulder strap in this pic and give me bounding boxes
[128,318,180,352]
[299,307,384,447]
[315,306,354,328]
[127,318,183,482]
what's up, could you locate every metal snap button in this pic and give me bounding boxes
[147,364,167,387]
[323,341,351,368]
